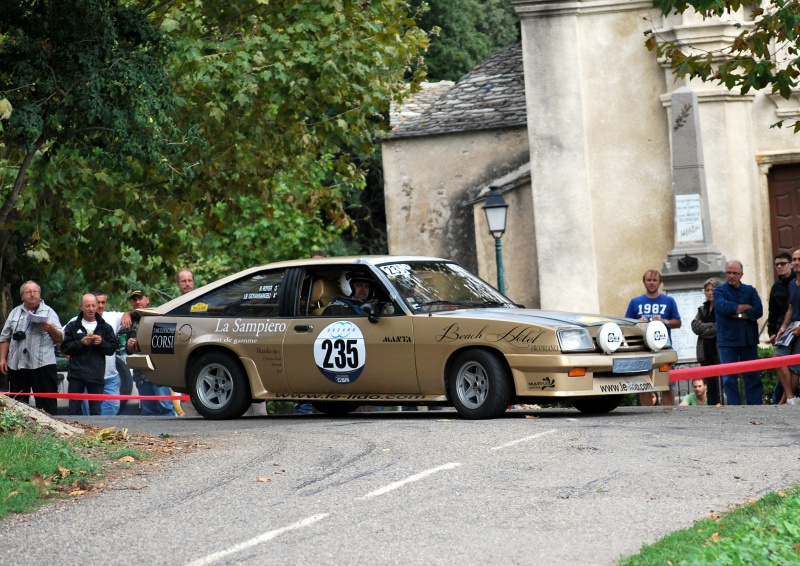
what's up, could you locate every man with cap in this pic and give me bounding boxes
[125,289,176,416]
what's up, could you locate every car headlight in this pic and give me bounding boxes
[644,320,669,351]
[557,328,595,352]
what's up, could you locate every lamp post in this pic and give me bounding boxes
[482,186,509,294]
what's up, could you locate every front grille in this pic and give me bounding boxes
[593,333,646,352]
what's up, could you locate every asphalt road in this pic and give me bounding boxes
[1,405,799,565]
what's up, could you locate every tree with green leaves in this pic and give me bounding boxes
[410,0,519,81]
[0,0,186,314]
[0,0,429,314]
[647,0,800,128]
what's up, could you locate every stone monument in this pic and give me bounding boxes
[662,87,727,360]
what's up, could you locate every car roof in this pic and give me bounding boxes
[138,255,449,315]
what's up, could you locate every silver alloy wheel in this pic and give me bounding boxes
[455,360,489,409]
[195,362,234,409]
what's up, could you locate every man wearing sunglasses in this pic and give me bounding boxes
[767,252,795,404]
[767,252,794,345]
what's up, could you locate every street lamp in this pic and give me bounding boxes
[482,185,509,294]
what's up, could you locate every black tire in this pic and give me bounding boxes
[448,350,512,419]
[188,352,251,420]
[311,402,360,416]
[570,395,623,414]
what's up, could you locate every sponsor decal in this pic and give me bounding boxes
[190,302,209,313]
[528,377,555,390]
[435,323,548,350]
[435,324,488,342]
[273,393,426,401]
[213,318,287,337]
[382,335,411,343]
[599,381,653,393]
[314,321,367,384]
[151,323,176,354]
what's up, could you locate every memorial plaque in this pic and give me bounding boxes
[667,289,704,362]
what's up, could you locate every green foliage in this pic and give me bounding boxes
[759,345,778,404]
[0,430,98,519]
[646,0,800,129]
[620,485,800,565]
[411,0,520,81]
[0,404,27,433]
[158,0,429,231]
[0,0,430,306]
[0,0,190,308]
[0,0,180,162]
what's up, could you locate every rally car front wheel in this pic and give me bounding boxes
[448,349,512,420]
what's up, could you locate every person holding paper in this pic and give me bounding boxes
[773,251,800,405]
[0,281,63,414]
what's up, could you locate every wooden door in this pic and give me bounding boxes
[769,164,800,256]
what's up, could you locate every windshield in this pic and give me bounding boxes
[377,261,516,313]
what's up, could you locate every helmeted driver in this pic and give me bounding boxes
[323,272,375,315]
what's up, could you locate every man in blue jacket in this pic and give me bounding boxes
[713,260,764,405]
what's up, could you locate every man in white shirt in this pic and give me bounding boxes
[94,290,131,415]
[68,290,131,415]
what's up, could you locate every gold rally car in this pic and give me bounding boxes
[127,256,677,419]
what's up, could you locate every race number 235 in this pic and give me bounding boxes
[321,339,359,369]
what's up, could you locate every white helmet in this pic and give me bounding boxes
[339,272,374,299]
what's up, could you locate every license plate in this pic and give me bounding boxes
[613,357,653,374]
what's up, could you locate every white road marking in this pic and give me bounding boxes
[489,429,558,451]
[185,513,329,566]
[186,431,557,563]
[358,462,462,500]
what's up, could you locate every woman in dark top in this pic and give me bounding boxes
[691,277,723,405]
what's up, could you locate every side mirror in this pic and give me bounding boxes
[361,302,379,324]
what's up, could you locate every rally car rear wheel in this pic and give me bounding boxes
[448,350,512,419]
[189,352,251,420]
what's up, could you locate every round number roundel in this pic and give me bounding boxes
[314,321,367,384]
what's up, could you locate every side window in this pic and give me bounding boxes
[295,270,342,316]
[170,270,285,317]
[295,268,403,317]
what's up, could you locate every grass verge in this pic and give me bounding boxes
[619,486,800,565]
[0,401,175,521]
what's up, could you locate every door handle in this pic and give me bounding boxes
[294,325,314,333]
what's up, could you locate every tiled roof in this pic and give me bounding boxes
[388,43,527,139]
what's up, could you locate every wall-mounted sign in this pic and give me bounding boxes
[676,194,703,243]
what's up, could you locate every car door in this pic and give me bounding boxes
[282,269,418,395]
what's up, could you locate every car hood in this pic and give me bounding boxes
[434,309,638,329]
